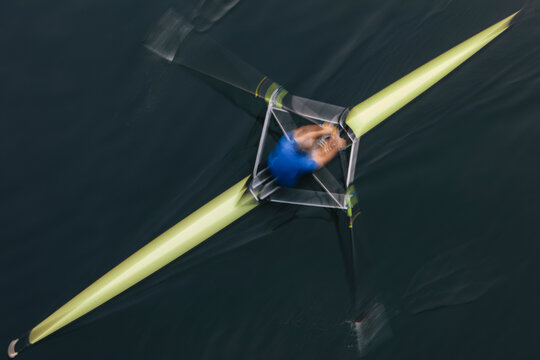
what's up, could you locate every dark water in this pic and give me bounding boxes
[2,0,540,359]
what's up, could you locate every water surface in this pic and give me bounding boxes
[2,0,540,359]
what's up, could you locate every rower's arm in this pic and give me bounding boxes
[312,147,339,168]
[293,125,333,151]
[312,136,346,167]
[294,126,332,139]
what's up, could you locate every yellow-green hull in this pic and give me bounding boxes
[29,177,257,344]
[346,12,518,136]
[9,11,518,357]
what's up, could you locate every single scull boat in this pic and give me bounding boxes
[8,11,518,358]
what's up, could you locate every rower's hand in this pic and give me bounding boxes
[306,124,334,139]
[336,136,347,150]
[324,125,346,150]
[327,136,346,151]
[320,122,337,134]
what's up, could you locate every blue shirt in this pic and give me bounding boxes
[267,134,319,187]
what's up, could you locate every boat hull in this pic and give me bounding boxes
[9,10,519,357]
[28,177,257,344]
[346,12,518,136]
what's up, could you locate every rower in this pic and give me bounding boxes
[267,123,347,187]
